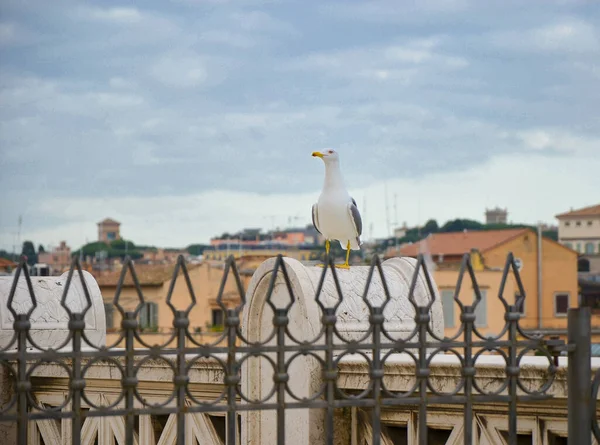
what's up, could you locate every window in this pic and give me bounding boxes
[139,302,158,330]
[576,243,582,252]
[554,293,569,316]
[585,242,595,254]
[106,231,116,240]
[474,290,487,327]
[564,242,573,250]
[576,221,581,226]
[211,309,224,327]
[578,258,590,272]
[565,221,570,226]
[441,289,455,328]
[104,303,114,329]
[588,220,593,226]
[581,294,600,312]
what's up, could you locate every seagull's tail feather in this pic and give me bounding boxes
[339,239,361,250]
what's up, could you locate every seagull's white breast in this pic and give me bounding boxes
[317,187,358,248]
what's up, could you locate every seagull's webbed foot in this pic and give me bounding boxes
[334,263,351,270]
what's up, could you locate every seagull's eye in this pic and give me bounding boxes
[328,150,334,154]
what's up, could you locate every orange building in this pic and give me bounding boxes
[96,257,259,346]
[390,228,591,341]
[0,258,17,275]
[97,218,121,242]
[38,241,72,275]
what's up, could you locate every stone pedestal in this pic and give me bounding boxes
[240,256,443,445]
[0,270,106,351]
[0,269,106,442]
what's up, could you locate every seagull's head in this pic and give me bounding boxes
[312,149,339,163]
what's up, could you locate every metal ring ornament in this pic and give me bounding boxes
[333,350,374,400]
[132,355,178,408]
[471,347,510,396]
[0,360,17,413]
[235,352,278,404]
[333,323,373,345]
[231,322,278,349]
[25,359,73,411]
[132,328,178,350]
[381,318,420,344]
[185,325,229,349]
[515,347,557,396]
[379,348,420,398]
[184,353,228,407]
[472,320,511,343]
[80,356,126,410]
[0,334,17,353]
[425,348,466,396]
[26,329,74,353]
[283,351,327,402]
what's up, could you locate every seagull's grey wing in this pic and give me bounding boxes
[348,198,362,236]
[312,203,322,234]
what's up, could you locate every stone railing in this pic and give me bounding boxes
[9,354,599,444]
[0,254,597,445]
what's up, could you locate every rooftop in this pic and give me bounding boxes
[95,263,200,287]
[97,218,121,226]
[555,204,600,218]
[0,258,17,268]
[398,228,528,257]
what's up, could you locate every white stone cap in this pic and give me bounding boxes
[0,270,106,350]
[243,256,444,343]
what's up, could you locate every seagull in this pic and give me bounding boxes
[311,149,362,269]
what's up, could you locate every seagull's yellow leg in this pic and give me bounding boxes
[335,241,351,269]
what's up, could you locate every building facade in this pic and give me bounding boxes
[97,218,121,242]
[485,207,508,224]
[555,203,600,255]
[391,228,591,341]
[37,241,72,275]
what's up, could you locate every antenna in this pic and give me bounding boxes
[394,193,398,229]
[17,215,22,253]
[384,181,390,237]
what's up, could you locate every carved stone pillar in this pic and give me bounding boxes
[240,256,443,445]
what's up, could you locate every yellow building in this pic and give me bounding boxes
[434,259,515,339]
[394,228,594,341]
[96,257,259,346]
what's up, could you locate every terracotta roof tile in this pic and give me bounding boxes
[398,228,529,257]
[0,258,17,268]
[95,263,199,287]
[97,218,121,225]
[555,204,600,218]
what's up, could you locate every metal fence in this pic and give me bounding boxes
[0,253,597,445]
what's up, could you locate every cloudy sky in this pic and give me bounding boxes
[1,0,599,251]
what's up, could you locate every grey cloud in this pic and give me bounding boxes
[1,0,599,236]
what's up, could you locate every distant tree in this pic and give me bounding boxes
[187,244,210,255]
[21,241,37,266]
[72,240,143,261]
[110,239,136,250]
[542,230,558,242]
[38,244,46,254]
[440,219,484,233]
[422,219,439,235]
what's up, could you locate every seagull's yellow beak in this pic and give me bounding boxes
[312,151,324,158]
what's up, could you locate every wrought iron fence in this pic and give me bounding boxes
[0,252,597,445]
